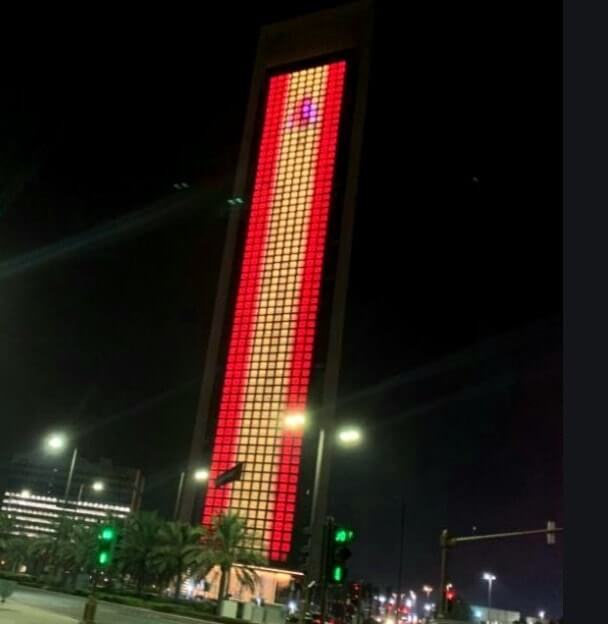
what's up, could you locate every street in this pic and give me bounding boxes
[6,586,215,624]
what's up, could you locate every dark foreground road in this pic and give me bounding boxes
[7,586,214,624]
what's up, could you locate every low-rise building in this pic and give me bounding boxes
[0,452,143,535]
[471,605,521,624]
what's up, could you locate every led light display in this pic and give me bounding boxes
[202,60,347,561]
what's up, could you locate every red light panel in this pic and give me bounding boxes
[202,61,347,561]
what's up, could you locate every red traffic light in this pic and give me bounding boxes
[445,583,455,602]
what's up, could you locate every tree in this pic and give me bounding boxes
[4,536,29,573]
[59,521,98,589]
[151,521,205,601]
[116,511,163,595]
[205,512,266,605]
[25,535,55,577]
[0,511,15,554]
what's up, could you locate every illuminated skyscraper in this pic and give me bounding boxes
[181,2,371,568]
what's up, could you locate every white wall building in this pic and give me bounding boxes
[471,605,521,624]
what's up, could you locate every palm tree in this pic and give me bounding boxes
[116,511,163,595]
[151,521,205,601]
[25,535,55,577]
[206,512,266,604]
[5,536,29,572]
[0,511,15,554]
[60,521,98,589]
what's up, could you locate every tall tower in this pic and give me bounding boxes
[180,2,371,569]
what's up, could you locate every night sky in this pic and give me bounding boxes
[1,2,562,619]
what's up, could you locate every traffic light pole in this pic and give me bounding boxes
[438,530,450,618]
[437,525,564,619]
[319,517,334,624]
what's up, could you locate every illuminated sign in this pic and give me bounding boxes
[202,60,347,561]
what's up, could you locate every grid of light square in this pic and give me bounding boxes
[202,60,346,562]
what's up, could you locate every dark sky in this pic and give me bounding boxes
[0,2,562,619]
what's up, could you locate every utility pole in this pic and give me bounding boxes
[319,517,334,624]
[173,471,186,521]
[437,525,563,619]
[395,496,405,616]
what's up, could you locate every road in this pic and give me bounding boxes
[7,586,215,624]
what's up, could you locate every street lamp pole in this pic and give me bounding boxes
[482,573,496,610]
[488,578,492,609]
[174,469,208,521]
[298,424,362,624]
[395,495,405,616]
[174,471,186,521]
[63,447,78,507]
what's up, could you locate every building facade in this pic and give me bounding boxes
[0,452,143,535]
[1,490,130,538]
[180,2,372,572]
[471,605,522,624]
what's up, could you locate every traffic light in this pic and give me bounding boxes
[96,524,117,568]
[445,583,456,614]
[326,520,355,584]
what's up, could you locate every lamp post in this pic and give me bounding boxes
[310,424,363,526]
[174,468,209,520]
[77,480,105,503]
[482,573,496,610]
[45,433,78,510]
[298,418,363,624]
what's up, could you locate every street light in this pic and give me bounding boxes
[45,433,66,452]
[482,573,496,609]
[284,411,307,430]
[92,481,104,492]
[174,468,209,520]
[538,610,546,621]
[422,586,433,600]
[193,469,209,482]
[44,433,78,505]
[337,426,362,446]
[304,422,364,624]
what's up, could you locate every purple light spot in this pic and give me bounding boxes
[288,96,318,128]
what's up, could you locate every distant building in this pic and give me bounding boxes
[471,605,521,624]
[0,452,143,536]
[1,490,131,537]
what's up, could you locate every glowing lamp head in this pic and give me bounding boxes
[193,469,209,482]
[483,572,496,582]
[46,434,66,452]
[92,481,104,492]
[337,427,362,446]
[284,411,307,430]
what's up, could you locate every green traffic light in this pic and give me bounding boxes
[98,551,110,566]
[331,565,345,582]
[100,527,115,541]
[334,527,355,543]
